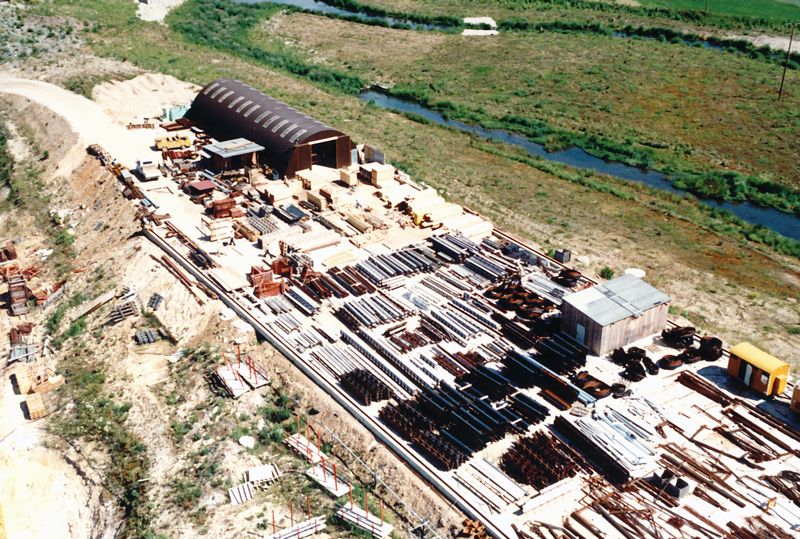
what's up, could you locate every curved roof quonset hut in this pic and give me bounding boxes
[188,78,353,178]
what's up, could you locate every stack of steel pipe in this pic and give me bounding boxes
[507,393,549,424]
[284,287,319,316]
[426,349,468,377]
[464,254,507,283]
[389,329,437,354]
[501,319,538,350]
[308,274,349,299]
[537,370,580,410]
[354,328,436,388]
[430,234,471,262]
[437,270,474,293]
[554,411,657,484]
[503,350,596,407]
[336,294,414,329]
[532,333,588,376]
[450,298,502,331]
[449,264,491,289]
[430,308,484,342]
[328,266,375,296]
[273,312,303,333]
[262,296,292,314]
[401,285,445,311]
[458,364,513,401]
[289,328,326,352]
[310,345,360,377]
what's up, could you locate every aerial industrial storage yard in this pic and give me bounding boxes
[6,77,800,539]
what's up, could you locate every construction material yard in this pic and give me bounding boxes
[1,0,800,535]
[3,71,799,539]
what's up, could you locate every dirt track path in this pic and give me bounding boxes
[0,75,154,169]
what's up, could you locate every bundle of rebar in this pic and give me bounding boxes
[676,371,733,406]
[339,369,394,406]
[500,431,585,490]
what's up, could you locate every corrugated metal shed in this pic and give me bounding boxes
[562,274,670,327]
[187,79,352,177]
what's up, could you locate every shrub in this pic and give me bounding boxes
[600,266,615,280]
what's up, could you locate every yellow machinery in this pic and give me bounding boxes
[791,386,800,414]
[155,135,190,150]
[727,343,789,397]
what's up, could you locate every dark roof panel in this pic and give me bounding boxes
[188,78,345,160]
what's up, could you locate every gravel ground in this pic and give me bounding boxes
[0,4,83,64]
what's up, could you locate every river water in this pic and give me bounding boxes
[230,0,798,240]
[360,91,800,241]
[237,0,444,30]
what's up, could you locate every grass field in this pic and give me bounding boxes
[254,12,800,185]
[639,0,800,20]
[353,0,800,28]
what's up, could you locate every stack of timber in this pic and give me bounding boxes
[25,393,45,420]
[8,274,29,316]
[335,504,393,539]
[455,458,528,513]
[267,516,326,539]
[214,360,250,398]
[306,462,350,497]
[284,433,324,464]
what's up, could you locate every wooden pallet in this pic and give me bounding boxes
[228,482,254,505]
[247,464,281,489]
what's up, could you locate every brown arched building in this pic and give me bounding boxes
[187,78,353,178]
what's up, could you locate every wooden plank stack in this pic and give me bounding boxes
[335,504,393,539]
[267,516,326,539]
[284,433,324,464]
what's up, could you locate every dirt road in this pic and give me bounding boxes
[0,75,155,169]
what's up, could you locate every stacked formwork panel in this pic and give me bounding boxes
[9,274,30,316]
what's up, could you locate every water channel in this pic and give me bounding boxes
[233,0,798,240]
[359,91,800,241]
[238,0,446,30]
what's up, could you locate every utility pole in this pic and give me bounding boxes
[779,22,796,101]
[704,0,709,15]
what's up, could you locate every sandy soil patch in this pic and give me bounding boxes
[92,73,199,125]
[135,0,186,23]
[726,33,795,52]
[4,121,32,163]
